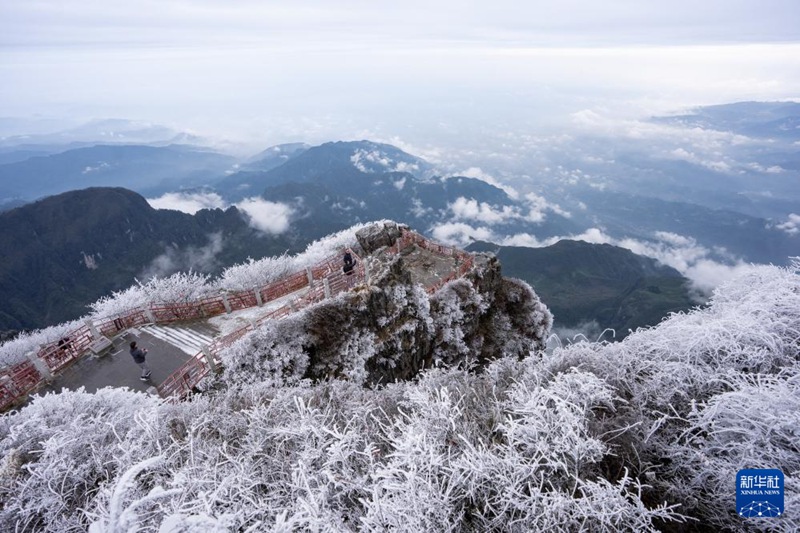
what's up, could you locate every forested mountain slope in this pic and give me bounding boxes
[468,239,695,337]
[0,188,293,330]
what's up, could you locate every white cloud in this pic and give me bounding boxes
[409,198,432,218]
[447,192,569,227]
[604,230,754,295]
[455,167,519,199]
[501,233,553,247]
[81,162,109,174]
[494,226,753,296]
[81,252,99,270]
[449,197,518,224]
[747,162,785,174]
[571,108,755,147]
[617,231,721,272]
[776,213,800,235]
[569,109,766,172]
[351,148,422,176]
[141,232,224,279]
[148,191,226,214]
[393,177,406,190]
[572,227,614,245]
[394,161,419,174]
[431,222,494,247]
[524,192,571,220]
[683,259,759,295]
[668,147,732,173]
[653,231,694,247]
[351,149,390,173]
[236,197,293,234]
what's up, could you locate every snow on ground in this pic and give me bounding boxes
[207,286,310,337]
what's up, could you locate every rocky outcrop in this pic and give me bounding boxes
[217,234,553,389]
[355,221,405,255]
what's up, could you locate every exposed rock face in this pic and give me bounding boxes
[355,221,405,255]
[218,235,553,389]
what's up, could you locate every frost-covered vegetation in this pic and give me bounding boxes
[214,267,551,391]
[1,260,797,531]
[0,223,373,368]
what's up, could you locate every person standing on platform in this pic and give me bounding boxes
[129,341,152,381]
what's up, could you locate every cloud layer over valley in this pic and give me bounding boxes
[147,192,294,236]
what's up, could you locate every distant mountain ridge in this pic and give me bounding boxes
[468,239,695,337]
[0,188,296,330]
[0,144,235,203]
[238,140,578,243]
[653,101,800,140]
[0,118,205,148]
[214,140,435,201]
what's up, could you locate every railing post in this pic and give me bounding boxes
[84,319,101,340]
[323,278,331,299]
[201,346,218,373]
[26,351,52,381]
[143,307,156,324]
[1,374,15,398]
[364,258,371,285]
[221,294,232,314]
[289,299,297,312]
[254,289,263,306]
[306,267,314,287]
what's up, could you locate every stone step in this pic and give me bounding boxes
[140,324,215,355]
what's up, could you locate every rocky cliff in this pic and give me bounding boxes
[215,223,552,389]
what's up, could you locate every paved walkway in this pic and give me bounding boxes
[38,287,311,397]
[40,325,209,396]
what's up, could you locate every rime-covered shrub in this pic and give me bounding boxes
[291,221,375,268]
[540,260,800,529]
[0,387,164,532]
[217,254,295,292]
[217,313,311,388]
[486,277,553,356]
[0,257,797,532]
[0,221,407,371]
[662,376,800,531]
[83,395,252,532]
[88,284,150,318]
[430,279,488,361]
[139,271,215,305]
[359,366,682,532]
[89,271,214,318]
[0,318,86,367]
[430,276,552,365]
[215,264,548,390]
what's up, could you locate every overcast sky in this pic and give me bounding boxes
[2,0,799,148]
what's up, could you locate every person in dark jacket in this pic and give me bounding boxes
[343,251,356,275]
[129,341,152,381]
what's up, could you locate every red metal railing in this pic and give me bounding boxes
[226,291,258,312]
[2,230,475,410]
[96,309,150,338]
[156,251,368,399]
[0,361,42,412]
[155,357,210,399]
[39,326,95,373]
